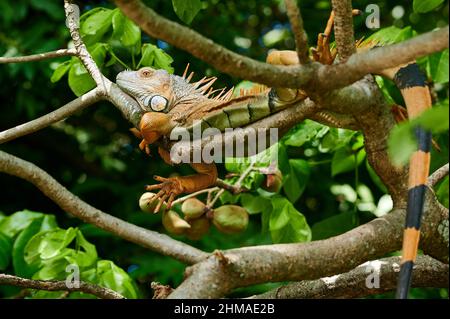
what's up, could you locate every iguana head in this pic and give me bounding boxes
[116,66,218,114]
[116,67,175,112]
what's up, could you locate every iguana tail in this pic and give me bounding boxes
[384,62,432,299]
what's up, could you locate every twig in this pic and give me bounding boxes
[208,162,255,209]
[0,150,208,265]
[428,163,449,187]
[330,0,356,62]
[0,49,77,64]
[0,273,125,299]
[171,187,220,206]
[249,256,449,299]
[215,178,248,194]
[284,0,309,64]
[0,88,102,144]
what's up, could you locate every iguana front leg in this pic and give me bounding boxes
[146,148,218,212]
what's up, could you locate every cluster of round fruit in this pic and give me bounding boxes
[139,193,249,240]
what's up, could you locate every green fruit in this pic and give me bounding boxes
[212,205,249,234]
[181,198,206,220]
[162,210,191,235]
[261,169,283,193]
[185,217,210,240]
[139,192,166,213]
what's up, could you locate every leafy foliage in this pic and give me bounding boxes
[0,211,139,298]
[51,7,174,96]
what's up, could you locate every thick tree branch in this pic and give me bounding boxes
[251,256,449,299]
[0,88,102,144]
[284,0,309,64]
[0,49,77,64]
[428,163,449,187]
[316,27,449,90]
[168,189,448,298]
[0,273,125,299]
[0,150,208,265]
[331,0,356,62]
[114,0,448,90]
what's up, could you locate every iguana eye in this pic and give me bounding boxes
[139,68,153,78]
[143,95,168,112]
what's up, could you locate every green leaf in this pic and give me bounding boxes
[112,10,141,47]
[66,230,97,268]
[283,159,310,203]
[388,122,417,167]
[0,210,43,239]
[240,193,272,215]
[13,216,57,278]
[413,0,445,13]
[138,44,174,73]
[50,60,72,83]
[172,0,203,24]
[331,147,365,176]
[95,260,139,299]
[388,102,449,166]
[0,233,12,270]
[80,8,114,45]
[364,26,415,46]
[89,43,108,67]
[32,257,69,280]
[24,228,77,264]
[415,103,449,133]
[68,61,96,96]
[320,128,356,152]
[269,197,311,243]
[284,120,325,147]
[427,49,449,84]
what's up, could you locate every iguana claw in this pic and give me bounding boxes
[145,176,184,212]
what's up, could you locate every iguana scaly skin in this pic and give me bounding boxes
[116,11,432,299]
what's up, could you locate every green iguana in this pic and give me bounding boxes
[116,11,432,299]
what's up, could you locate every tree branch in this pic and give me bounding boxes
[0,49,77,64]
[64,1,105,87]
[0,273,125,299]
[0,88,102,144]
[428,163,449,187]
[284,0,309,64]
[250,256,449,299]
[167,189,448,298]
[330,0,356,62]
[316,26,449,90]
[0,150,208,265]
[114,0,448,90]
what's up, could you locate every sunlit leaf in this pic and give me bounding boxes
[413,0,445,13]
[172,0,203,24]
